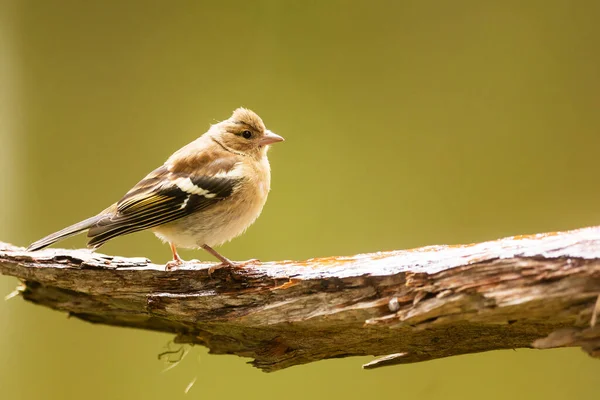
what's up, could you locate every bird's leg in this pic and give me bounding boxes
[165,242,185,271]
[201,244,260,274]
[201,244,235,267]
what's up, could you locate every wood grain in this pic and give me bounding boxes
[1,227,600,371]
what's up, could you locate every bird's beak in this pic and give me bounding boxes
[259,130,285,146]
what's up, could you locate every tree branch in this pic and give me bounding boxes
[1,227,600,371]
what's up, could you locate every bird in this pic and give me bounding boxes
[27,107,284,271]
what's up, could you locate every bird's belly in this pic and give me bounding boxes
[152,184,268,249]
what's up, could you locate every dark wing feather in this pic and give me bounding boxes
[86,161,241,248]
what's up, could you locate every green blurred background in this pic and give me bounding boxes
[1,0,599,398]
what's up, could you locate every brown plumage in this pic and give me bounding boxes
[28,108,284,270]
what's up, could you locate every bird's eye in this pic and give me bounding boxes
[242,130,252,139]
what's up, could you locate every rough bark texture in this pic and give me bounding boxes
[1,227,600,371]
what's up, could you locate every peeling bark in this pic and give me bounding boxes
[1,227,600,371]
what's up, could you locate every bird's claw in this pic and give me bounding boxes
[165,259,184,271]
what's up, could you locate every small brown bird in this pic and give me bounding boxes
[28,108,284,270]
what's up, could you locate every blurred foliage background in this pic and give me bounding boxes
[1,0,599,399]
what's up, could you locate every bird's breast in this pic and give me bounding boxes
[152,157,272,249]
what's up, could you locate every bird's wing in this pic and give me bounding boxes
[87,152,242,247]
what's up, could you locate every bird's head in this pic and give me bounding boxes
[210,108,284,157]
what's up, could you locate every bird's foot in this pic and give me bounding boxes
[165,258,185,271]
[208,258,261,275]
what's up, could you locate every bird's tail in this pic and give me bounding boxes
[27,214,104,251]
